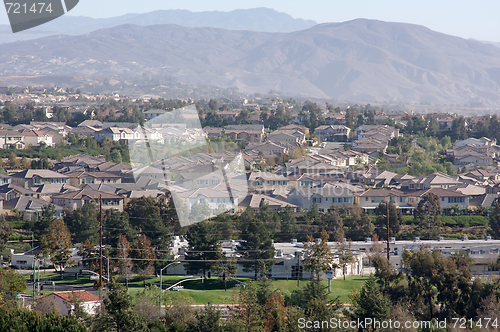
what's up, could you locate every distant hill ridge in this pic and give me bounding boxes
[1,18,500,105]
[0,7,317,44]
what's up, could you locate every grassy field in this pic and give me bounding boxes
[28,272,368,304]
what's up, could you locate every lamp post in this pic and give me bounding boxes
[102,255,110,287]
[159,261,179,315]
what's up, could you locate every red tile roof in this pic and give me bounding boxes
[52,290,100,303]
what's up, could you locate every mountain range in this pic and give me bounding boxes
[0,8,317,44]
[1,15,500,105]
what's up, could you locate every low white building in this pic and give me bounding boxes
[42,290,101,316]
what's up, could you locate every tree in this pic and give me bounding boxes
[350,276,392,325]
[238,209,275,280]
[415,193,442,239]
[77,239,99,272]
[116,234,133,289]
[0,309,87,332]
[211,243,237,291]
[0,268,26,300]
[229,282,264,331]
[0,216,12,253]
[41,219,72,277]
[277,206,299,242]
[185,221,221,277]
[451,116,467,140]
[336,239,355,280]
[104,210,136,248]
[94,281,146,332]
[130,235,155,286]
[8,152,19,169]
[208,99,218,111]
[125,197,169,247]
[374,201,402,239]
[110,149,122,163]
[63,203,99,244]
[402,247,475,320]
[189,201,212,222]
[303,230,336,280]
[489,194,500,238]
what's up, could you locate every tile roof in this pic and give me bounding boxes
[51,188,123,200]
[52,290,100,303]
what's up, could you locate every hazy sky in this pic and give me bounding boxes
[2,0,500,41]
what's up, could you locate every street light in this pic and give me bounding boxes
[159,261,180,315]
[102,255,110,287]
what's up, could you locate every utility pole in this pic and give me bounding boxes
[386,202,390,263]
[99,195,103,289]
[296,253,300,288]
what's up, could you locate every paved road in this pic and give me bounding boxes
[27,281,99,294]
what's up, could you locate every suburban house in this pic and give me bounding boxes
[401,172,462,190]
[51,189,124,211]
[351,138,388,154]
[248,172,291,192]
[217,110,239,121]
[65,171,122,187]
[238,194,298,213]
[288,183,363,213]
[0,130,25,149]
[33,183,81,202]
[0,184,36,200]
[177,186,239,216]
[324,114,346,125]
[142,109,168,120]
[455,137,496,148]
[3,196,63,220]
[11,170,68,188]
[266,130,306,145]
[246,142,289,157]
[225,124,265,142]
[314,125,351,141]
[94,127,137,141]
[21,130,53,147]
[406,188,470,211]
[354,188,414,214]
[354,125,399,140]
[41,290,101,316]
[437,116,455,130]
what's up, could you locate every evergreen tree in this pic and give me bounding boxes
[63,203,100,244]
[185,221,221,276]
[350,276,392,327]
[489,194,500,238]
[95,281,146,332]
[238,209,275,280]
[415,193,442,239]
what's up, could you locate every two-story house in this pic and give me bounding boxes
[288,183,363,213]
[94,127,138,141]
[11,170,68,188]
[354,188,413,214]
[66,171,122,187]
[406,188,469,211]
[51,189,124,211]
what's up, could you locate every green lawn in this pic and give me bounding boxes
[28,272,368,304]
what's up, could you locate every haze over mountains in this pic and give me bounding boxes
[1,9,500,105]
[0,8,317,44]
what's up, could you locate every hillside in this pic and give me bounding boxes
[0,8,317,44]
[1,19,500,105]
